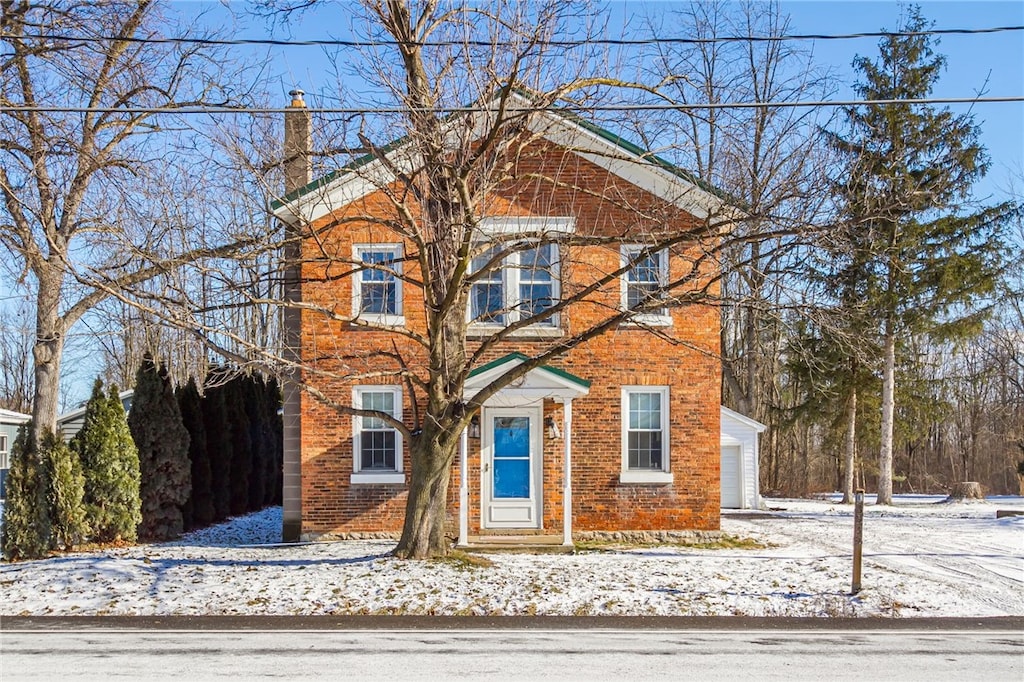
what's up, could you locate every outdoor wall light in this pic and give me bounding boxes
[545,416,561,440]
[468,415,481,439]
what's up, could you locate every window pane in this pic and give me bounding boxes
[359,250,398,314]
[471,283,505,323]
[518,283,553,318]
[361,431,396,470]
[520,245,553,281]
[627,282,659,310]
[628,431,663,470]
[493,417,530,458]
[629,392,661,429]
[361,391,395,429]
[626,251,660,283]
[493,458,530,498]
[361,282,396,314]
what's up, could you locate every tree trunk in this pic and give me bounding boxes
[32,266,66,440]
[394,434,458,559]
[947,481,984,501]
[877,324,896,505]
[841,389,857,504]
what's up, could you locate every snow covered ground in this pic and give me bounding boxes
[2,495,1021,618]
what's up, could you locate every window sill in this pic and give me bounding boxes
[621,314,672,328]
[619,470,674,485]
[350,472,405,485]
[467,324,563,339]
[351,315,406,328]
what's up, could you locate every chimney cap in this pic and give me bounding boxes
[288,89,306,107]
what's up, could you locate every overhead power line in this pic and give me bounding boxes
[3,96,1022,115]
[11,25,1024,49]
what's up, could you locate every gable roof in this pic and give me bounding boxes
[57,389,134,426]
[272,91,736,226]
[464,352,590,404]
[721,405,767,433]
[0,408,30,425]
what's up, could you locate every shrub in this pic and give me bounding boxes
[129,355,191,541]
[45,431,88,550]
[73,380,142,543]
[1,424,51,560]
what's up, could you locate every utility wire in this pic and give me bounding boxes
[10,25,1024,49]
[3,96,1022,115]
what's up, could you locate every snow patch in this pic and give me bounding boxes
[2,497,1021,617]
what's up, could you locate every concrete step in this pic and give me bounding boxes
[461,535,574,553]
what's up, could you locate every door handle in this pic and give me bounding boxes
[484,463,489,472]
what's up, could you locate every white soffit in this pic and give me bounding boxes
[273,95,731,226]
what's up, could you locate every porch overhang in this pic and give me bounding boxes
[464,352,590,405]
[458,353,589,549]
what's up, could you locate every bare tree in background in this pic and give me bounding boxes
[0,0,252,441]
[0,299,34,413]
[645,0,835,494]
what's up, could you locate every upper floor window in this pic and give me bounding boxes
[620,245,671,326]
[351,386,404,485]
[353,244,403,325]
[470,242,560,327]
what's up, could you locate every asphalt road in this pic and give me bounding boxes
[2,618,1022,681]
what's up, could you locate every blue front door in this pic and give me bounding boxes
[493,417,530,499]
[483,407,541,528]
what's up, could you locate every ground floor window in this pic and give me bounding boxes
[351,386,404,484]
[620,386,673,483]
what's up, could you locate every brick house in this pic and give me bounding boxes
[272,91,738,545]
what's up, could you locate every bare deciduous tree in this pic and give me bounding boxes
[0,0,249,441]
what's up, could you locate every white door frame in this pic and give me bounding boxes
[481,404,543,529]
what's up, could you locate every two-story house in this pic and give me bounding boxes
[271,90,750,546]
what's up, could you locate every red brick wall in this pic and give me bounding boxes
[296,138,722,537]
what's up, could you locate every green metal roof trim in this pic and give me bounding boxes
[468,352,591,389]
[544,105,738,205]
[270,94,736,212]
[270,133,410,210]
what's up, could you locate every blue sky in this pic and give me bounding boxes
[251,0,1022,202]
[776,1,1023,202]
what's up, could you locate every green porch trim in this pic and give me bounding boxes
[468,352,591,390]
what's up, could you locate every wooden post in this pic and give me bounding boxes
[852,488,864,594]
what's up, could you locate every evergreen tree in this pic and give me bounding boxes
[72,380,142,543]
[44,430,88,550]
[244,375,267,512]
[262,376,284,506]
[828,7,1017,504]
[225,374,252,516]
[202,378,233,521]
[129,355,191,540]
[178,377,214,529]
[1,423,51,560]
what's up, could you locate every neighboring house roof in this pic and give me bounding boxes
[721,405,767,433]
[272,90,737,226]
[57,389,134,442]
[57,389,134,427]
[0,408,31,425]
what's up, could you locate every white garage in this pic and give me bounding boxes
[721,406,767,509]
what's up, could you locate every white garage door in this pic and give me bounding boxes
[721,445,743,508]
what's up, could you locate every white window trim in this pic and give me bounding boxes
[351,385,405,485]
[352,244,405,327]
[620,386,673,484]
[0,434,8,470]
[620,245,672,327]
[468,217,573,331]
